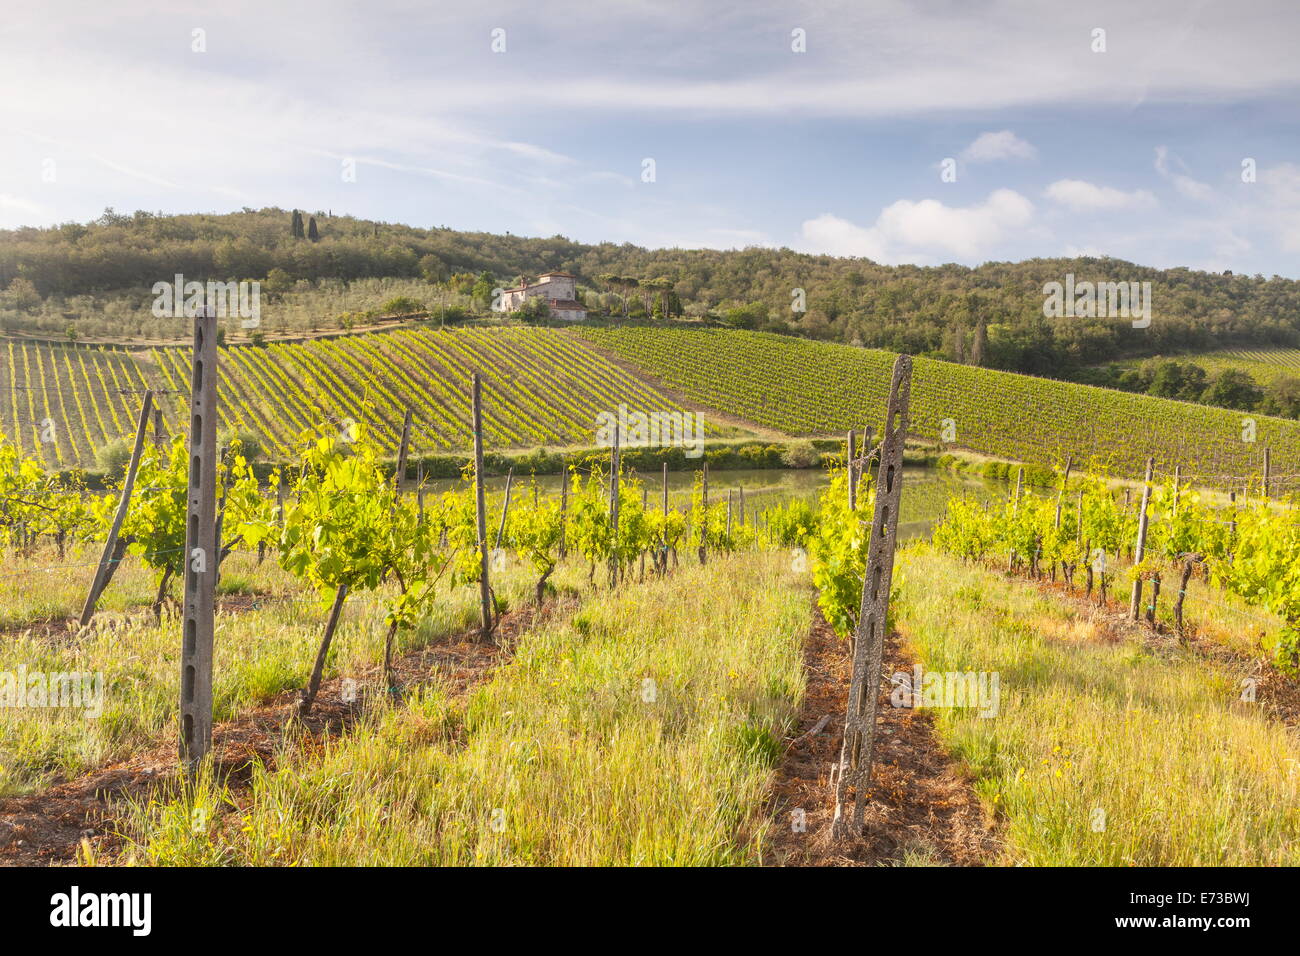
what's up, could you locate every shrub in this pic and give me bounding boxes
[95,438,133,478]
[379,296,425,316]
[780,440,820,468]
[219,427,265,463]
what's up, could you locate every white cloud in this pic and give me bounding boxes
[800,189,1034,263]
[1154,146,1213,200]
[961,130,1037,162]
[1045,179,1158,211]
[0,193,47,216]
[1258,162,1300,252]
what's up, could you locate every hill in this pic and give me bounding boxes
[4,208,1300,380]
[581,326,1300,485]
[4,324,1299,489]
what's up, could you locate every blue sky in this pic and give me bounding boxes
[3,0,1299,275]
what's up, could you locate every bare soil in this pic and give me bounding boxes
[763,607,1001,866]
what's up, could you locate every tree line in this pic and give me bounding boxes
[3,207,1300,381]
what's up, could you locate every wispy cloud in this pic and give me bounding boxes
[1154,146,1213,201]
[961,131,1037,163]
[1045,180,1158,212]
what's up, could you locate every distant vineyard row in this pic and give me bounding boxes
[0,329,706,468]
[581,327,1300,484]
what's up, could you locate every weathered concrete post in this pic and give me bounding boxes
[180,307,218,771]
[833,354,912,839]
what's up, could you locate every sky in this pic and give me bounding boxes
[2,0,1299,276]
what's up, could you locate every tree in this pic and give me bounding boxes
[1262,376,1300,419]
[471,271,496,311]
[290,209,304,239]
[264,267,294,298]
[1200,369,1263,411]
[418,254,445,284]
[622,277,639,319]
[307,216,319,242]
[3,277,40,312]
[971,318,988,367]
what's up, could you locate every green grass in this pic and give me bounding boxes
[0,546,574,796]
[121,552,810,866]
[894,544,1300,865]
[581,326,1300,482]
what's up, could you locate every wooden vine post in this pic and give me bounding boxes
[471,373,493,641]
[698,460,709,565]
[832,354,912,839]
[394,407,412,492]
[640,487,648,580]
[1263,447,1272,500]
[180,307,218,771]
[846,429,857,511]
[661,462,670,573]
[1129,457,1155,621]
[559,458,568,560]
[80,389,154,626]
[609,422,621,588]
[495,466,514,549]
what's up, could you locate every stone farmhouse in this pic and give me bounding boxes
[499,272,588,321]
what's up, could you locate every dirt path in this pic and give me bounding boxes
[763,608,1001,866]
[0,600,563,867]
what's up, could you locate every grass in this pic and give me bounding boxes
[894,543,1300,865]
[120,551,810,866]
[0,545,572,796]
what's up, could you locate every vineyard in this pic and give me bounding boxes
[932,472,1300,667]
[1159,347,1300,386]
[582,327,1300,485]
[0,328,718,468]
[3,325,1300,870]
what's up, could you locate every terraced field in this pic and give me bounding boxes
[581,326,1300,484]
[0,328,710,467]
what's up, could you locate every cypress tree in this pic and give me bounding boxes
[308,216,319,241]
[972,318,988,367]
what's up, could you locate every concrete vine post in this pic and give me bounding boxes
[471,373,493,641]
[833,354,912,840]
[1130,457,1155,621]
[179,307,218,772]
